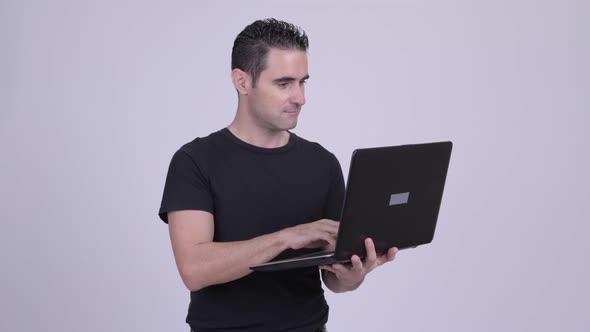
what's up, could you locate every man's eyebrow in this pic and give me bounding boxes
[273,74,310,83]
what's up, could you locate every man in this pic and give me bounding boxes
[158,18,397,332]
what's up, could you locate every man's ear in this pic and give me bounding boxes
[231,69,251,95]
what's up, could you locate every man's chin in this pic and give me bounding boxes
[275,119,298,131]
[284,120,298,130]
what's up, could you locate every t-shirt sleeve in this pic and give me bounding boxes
[158,146,214,223]
[324,153,345,221]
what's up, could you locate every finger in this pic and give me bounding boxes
[319,219,339,233]
[351,254,364,272]
[375,254,390,266]
[323,222,340,236]
[318,219,337,226]
[320,263,348,277]
[320,233,336,248]
[365,238,378,266]
[319,265,339,275]
[376,247,398,265]
[387,247,398,261]
[330,263,350,274]
[308,221,338,238]
[303,239,326,249]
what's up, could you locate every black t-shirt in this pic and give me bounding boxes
[159,128,345,332]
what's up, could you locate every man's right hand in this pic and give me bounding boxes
[169,212,339,291]
[280,219,339,250]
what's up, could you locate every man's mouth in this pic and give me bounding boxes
[284,107,301,114]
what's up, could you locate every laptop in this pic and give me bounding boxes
[250,141,453,272]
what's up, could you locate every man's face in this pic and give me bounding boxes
[247,48,308,131]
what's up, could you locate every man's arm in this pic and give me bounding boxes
[168,210,339,292]
[321,238,398,293]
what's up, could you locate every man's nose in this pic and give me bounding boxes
[291,85,306,106]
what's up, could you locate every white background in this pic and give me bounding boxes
[1,0,588,331]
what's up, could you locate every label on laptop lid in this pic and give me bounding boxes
[389,192,410,206]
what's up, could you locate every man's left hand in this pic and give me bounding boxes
[320,238,398,292]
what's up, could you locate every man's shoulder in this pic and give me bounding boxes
[176,129,227,156]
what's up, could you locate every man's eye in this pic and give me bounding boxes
[278,82,289,88]
[300,80,307,86]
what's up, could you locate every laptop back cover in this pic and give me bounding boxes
[334,141,452,260]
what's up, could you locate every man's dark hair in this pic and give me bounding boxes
[232,18,309,87]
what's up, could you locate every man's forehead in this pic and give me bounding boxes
[261,48,308,78]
